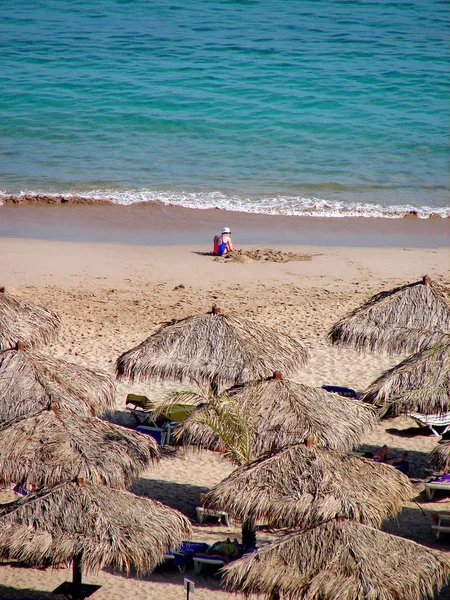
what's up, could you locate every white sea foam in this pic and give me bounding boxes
[1,189,449,219]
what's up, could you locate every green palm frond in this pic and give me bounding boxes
[174,394,254,466]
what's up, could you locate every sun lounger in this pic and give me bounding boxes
[196,506,232,526]
[126,393,154,410]
[424,481,450,500]
[322,385,358,399]
[193,554,228,574]
[196,493,232,526]
[193,543,255,574]
[431,513,450,540]
[126,406,158,426]
[161,403,196,423]
[163,541,209,572]
[126,398,190,442]
[408,411,450,437]
[135,425,169,447]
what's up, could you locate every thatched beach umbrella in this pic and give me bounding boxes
[0,406,160,489]
[329,275,450,355]
[116,306,308,393]
[176,375,378,456]
[0,479,191,600]
[361,335,450,416]
[222,520,450,600]
[0,288,61,349]
[203,442,412,529]
[0,348,115,423]
[430,440,450,472]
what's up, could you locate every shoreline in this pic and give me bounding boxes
[1,202,449,249]
[2,191,449,221]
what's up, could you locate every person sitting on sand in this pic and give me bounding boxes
[364,445,410,475]
[213,227,234,256]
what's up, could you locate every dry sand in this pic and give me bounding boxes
[1,205,450,599]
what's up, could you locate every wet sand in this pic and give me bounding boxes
[1,202,449,247]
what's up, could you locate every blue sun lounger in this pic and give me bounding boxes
[322,385,358,398]
[163,541,210,572]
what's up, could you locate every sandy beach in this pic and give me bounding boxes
[1,205,450,599]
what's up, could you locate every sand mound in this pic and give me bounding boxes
[214,248,315,263]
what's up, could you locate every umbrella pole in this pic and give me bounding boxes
[242,518,256,549]
[72,553,83,600]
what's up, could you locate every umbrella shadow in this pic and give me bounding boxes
[0,583,56,599]
[105,562,227,592]
[384,425,437,438]
[381,506,450,600]
[382,505,446,547]
[130,478,208,520]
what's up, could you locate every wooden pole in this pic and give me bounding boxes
[72,554,83,600]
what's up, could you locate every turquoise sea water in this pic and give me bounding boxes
[0,0,449,217]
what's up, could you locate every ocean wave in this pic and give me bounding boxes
[1,189,449,219]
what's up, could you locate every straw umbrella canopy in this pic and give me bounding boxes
[0,406,160,489]
[222,520,450,600]
[430,440,450,472]
[176,375,378,456]
[116,306,309,394]
[0,289,61,349]
[0,479,191,599]
[328,275,450,356]
[0,348,115,423]
[361,335,450,417]
[203,442,412,529]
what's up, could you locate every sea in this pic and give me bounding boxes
[1,0,449,218]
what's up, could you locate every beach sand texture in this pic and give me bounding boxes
[1,210,450,599]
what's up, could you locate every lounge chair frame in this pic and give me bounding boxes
[408,411,450,437]
[432,513,450,540]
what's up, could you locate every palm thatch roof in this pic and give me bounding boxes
[361,335,450,416]
[328,276,450,355]
[0,348,115,423]
[175,376,378,457]
[0,479,191,575]
[0,289,61,349]
[222,520,450,600]
[429,440,450,472]
[0,406,159,489]
[203,442,412,529]
[116,306,308,393]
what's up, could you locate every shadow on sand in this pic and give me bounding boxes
[385,425,437,438]
[130,478,208,520]
[104,562,226,593]
[381,505,450,600]
[0,583,57,599]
